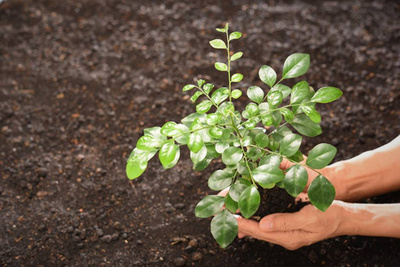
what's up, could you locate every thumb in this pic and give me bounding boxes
[259,212,302,232]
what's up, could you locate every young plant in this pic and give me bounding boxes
[126,23,342,248]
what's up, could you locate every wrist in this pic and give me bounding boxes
[323,161,349,201]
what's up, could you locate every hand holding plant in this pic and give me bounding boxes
[126,23,343,248]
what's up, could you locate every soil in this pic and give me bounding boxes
[1,0,400,266]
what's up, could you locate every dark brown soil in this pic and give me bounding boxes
[1,0,400,266]
[255,188,308,220]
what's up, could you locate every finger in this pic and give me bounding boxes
[237,215,307,250]
[259,212,306,232]
[295,192,309,202]
[218,187,230,197]
[279,158,294,170]
[238,232,247,239]
[235,216,261,238]
[280,156,308,171]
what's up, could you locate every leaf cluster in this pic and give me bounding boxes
[126,23,343,248]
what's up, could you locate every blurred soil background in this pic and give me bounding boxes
[1,0,399,266]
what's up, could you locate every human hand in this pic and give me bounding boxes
[236,201,346,250]
[280,158,347,201]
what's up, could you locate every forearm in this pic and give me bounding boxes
[327,135,400,201]
[337,202,400,238]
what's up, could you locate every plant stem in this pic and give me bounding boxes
[226,30,232,103]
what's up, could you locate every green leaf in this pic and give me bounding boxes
[280,108,294,122]
[291,81,309,104]
[270,84,291,98]
[216,27,226,33]
[290,114,322,137]
[247,86,264,104]
[188,132,204,153]
[247,147,262,161]
[238,185,260,219]
[159,140,179,169]
[245,103,259,117]
[183,84,196,91]
[255,133,269,148]
[261,113,273,127]
[190,145,207,164]
[279,133,302,157]
[306,143,337,169]
[197,79,205,87]
[209,39,227,49]
[136,135,163,150]
[193,158,212,171]
[258,65,277,87]
[215,62,228,72]
[209,127,223,138]
[229,182,249,201]
[206,143,220,159]
[267,90,283,107]
[206,113,222,125]
[196,100,213,114]
[301,104,321,123]
[229,31,242,41]
[272,126,292,142]
[283,165,308,197]
[282,53,310,79]
[308,175,335,212]
[126,149,151,180]
[203,83,214,94]
[252,164,284,188]
[231,73,243,83]
[288,150,304,162]
[231,89,242,99]
[225,193,239,213]
[211,87,229,105]
[190,91,203,103]
[143,126,165,139]
[231,52,243,61]
[215,141,230,154]
[222,147,243,165]
[237,162,252,176]
[208,169,234,191]
[173,124,190,145]
[161,121,179,136]
[271,110,282,127]
[182,113,205,127]
[259,155,282,168]
[195,195,225,218]
[211,209,238,248]
[311,87,343,103]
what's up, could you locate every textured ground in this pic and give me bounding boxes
[1,0,399,266]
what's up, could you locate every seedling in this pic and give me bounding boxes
[126,23,342,248]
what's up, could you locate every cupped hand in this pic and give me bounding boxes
[236,201,346,250]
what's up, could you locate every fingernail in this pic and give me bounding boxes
[233,214,242,219]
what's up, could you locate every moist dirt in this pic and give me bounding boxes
[1,0,400,266]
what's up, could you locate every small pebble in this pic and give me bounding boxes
[184,246,196,253]
[101,235,112,243]
[112,233,119,241]
[38,224,46,232]
[136,239,143,246]
[37,167,48,177]
[192,252,202,262]
[308,250,319,263]
[188,239,198,248]
[175,203,185,210]
[96,228,104,237]
[173,257,186,267]
[66,226,74,233]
